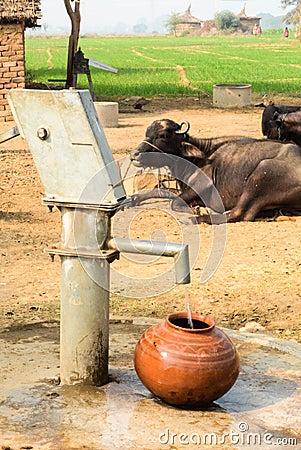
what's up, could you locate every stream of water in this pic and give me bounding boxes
[184,285,194,329]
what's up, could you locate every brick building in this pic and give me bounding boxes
[0,0,41,122]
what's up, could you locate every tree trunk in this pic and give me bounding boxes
[64,0,81,88]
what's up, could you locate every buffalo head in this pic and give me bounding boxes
[273,111,301,146]
[274,111,294,142]
[131,119,207,169]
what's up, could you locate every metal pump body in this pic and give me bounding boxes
[8,89,190,386]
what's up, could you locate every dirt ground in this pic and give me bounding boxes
[0,94,300,345]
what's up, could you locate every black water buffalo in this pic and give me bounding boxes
[274,110,301,146]
[131,119,301,224]
[262,105,301,141]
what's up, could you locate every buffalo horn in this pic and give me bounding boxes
[175,121,190,134]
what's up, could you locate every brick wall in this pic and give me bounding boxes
[0,22,25,122]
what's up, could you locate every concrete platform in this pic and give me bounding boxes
[0,317,300,449]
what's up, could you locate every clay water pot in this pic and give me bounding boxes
[134,311,239,407]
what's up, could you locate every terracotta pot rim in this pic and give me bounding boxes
[166,311,215,332]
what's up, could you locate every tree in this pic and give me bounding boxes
[281,0,299,5]
[281,0,301,24]
[215,10,242,32]
[133,23,148,34]
[165,12,180,36]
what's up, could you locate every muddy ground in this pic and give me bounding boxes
[0,94,300,345]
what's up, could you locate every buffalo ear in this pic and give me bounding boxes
[181,142,206,159]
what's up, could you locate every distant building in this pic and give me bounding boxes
[237,4,261,33]
[201,20,218,36]
[175,4,204,37]
[0,0,41,121]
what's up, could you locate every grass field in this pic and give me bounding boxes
[25,31,301,100]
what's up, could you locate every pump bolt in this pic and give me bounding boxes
[37,127,49,140]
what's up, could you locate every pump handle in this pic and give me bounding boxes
[0,126,20,144]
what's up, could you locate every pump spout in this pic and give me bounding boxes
[107,237,190,284]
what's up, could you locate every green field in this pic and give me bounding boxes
[25,31,301,100]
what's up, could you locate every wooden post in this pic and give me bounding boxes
[64,0,81,88]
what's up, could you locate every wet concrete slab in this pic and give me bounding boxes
[0,317,300,449]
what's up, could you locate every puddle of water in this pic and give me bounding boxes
[0,321,300,449]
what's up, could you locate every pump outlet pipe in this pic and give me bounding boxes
[107,237,190,284]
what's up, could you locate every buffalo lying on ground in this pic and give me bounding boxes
[131,119,301,224]
[262,105,301,141]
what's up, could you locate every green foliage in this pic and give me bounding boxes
[281,0,299,6]
[133,23,147,34]
[215,10,242,31]
[281,0,301,24]
[25,34,301,99]
[165,12,180,36]
[263,28,285,36]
